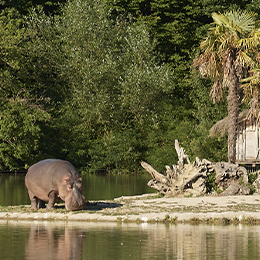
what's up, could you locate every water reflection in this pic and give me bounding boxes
[26,225,84,260]
[1,221,260,259]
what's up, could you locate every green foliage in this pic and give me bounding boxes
[0,0,259,172]
[248,173,258,185]
[0,8,51,169]
[206,172,222,193]
[0,0,66,15]
[24,0,175,171]
[242,173,257,193]
[200,0,260,17]
[186,70,228,163]
[0,100,50,170]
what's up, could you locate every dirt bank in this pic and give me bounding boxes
[1,193,260,223]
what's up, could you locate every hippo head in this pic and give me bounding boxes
[60,175,86,211]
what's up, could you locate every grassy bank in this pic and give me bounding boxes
[1,195,260,224]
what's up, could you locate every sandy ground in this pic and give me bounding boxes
[1,193,260,223]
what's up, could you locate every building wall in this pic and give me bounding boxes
[236,120,260,163]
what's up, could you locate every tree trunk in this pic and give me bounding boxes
[225,48,239,164]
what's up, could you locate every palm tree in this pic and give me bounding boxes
[194,10,260,164]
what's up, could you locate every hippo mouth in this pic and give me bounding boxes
[65,201,86,211]
[66,200,86,211]
[65,192,86,211]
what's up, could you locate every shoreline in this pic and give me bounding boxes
[1,193,260,224]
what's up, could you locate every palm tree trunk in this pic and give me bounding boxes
[226,49,239,164]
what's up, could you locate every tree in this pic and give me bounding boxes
[194,10,260,163]
[25,0,175,172]
[0,0,66,15]
[0,8,51,169]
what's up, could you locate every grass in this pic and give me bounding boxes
[0,204,69,214]
[188,216,260,225]
[164,214,177,223]
[1,201,260,215]
[1,197,260,225]
[0,205,31,213]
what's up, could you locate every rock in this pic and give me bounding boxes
[220,182,251,196]
[220,182,240,196]
[253,175,260,193]
[214,162,248,188]
[239,185,251,195]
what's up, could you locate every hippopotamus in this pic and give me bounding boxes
[25,159,86,211]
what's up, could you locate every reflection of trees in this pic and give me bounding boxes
[2,221,260,259]
[83,173,154,200]
[25,225,85,260]
[0,174,29,206]
[0,173,153,206]
[140,224,260,259]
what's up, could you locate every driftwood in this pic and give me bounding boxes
[141,139,251,196]
[141,161,172,194]
[175,139,190,172]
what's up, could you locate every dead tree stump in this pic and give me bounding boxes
[141,139,250,196]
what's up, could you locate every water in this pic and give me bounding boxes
[0,173,155,206]
[1,174,260,259]
[1,220,260,260]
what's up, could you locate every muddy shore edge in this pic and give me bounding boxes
[1,194,260,224]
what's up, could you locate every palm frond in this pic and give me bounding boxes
[237,51,255,68]
[212,12,229,27]
[247,97,260,123]
[212,10,256,36]
[226,10,256,33]
[200,34,217,52]
[241,74,260,86]
[194,51,220,79]
[241,69,260,104]
[218,32,234,52]
[210,79,223,103]
[237,32,260,49]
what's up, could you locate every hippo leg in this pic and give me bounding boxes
[28,190,37,210]
[46,190,57,210]
[38,200,46,209]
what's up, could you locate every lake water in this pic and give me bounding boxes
[1,220,260,260]
[0,173,155,206]
[1,174,260,259]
